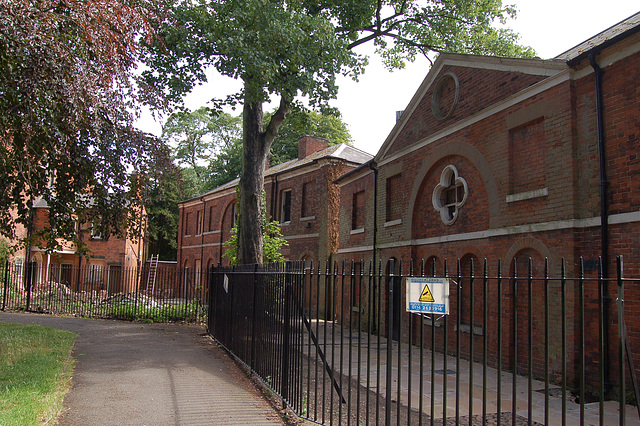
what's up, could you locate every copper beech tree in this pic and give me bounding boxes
[144,0,535,265]
[0,0,166,251]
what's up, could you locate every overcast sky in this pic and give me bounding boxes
[135,1,639,155]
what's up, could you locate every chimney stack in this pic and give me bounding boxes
[298,135,329,160]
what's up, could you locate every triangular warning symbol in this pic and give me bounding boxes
[419,284,435,302]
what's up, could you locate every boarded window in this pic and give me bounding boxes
[509,119,546,194]
[385,174,402,222]
[185,213,191,235]
[351,190,365,230]
[209,206,215,231]
[301,181,315,218]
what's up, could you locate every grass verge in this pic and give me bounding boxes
[0,322,77,425]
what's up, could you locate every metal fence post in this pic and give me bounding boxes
[250,263,259,368]
[385,258,394,426]
[282,272,292,409]
[2,260,9,311]
[25,261,33,311]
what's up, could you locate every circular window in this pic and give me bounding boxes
[431,72,460,121]
[432,165,468,225]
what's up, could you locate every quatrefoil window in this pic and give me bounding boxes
[432,165,468,225]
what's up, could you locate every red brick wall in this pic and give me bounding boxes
[337,43,640,391]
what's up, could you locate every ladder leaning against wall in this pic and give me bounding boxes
[146,254,159,295]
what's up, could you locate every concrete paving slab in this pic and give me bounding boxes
[0,312,285,426]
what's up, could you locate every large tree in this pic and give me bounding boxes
[144,0,534,265]
[0,0,165,251]
[162,107,243,196]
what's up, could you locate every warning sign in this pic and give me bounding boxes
[419,284,435,302]
[406,277,449,315]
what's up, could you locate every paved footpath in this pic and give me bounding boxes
[0,312,285,426]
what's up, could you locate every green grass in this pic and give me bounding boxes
[0,322,77,425]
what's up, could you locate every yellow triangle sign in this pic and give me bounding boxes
[419,283,435,302]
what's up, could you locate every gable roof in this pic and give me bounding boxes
[374,54,565,163]
[557,11,640,63]
[180,143,373,204]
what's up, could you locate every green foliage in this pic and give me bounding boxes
[145,0,534,110]
[223,192,288,265]
[0,323,76,425]
[105,302,206,323]
[207,137,244,190]
[167,106,352,193]
[144,0,534,264]
[163,107,243,196]
[142,158,186,261]
[267,106,352,166]
[0,240,9,263]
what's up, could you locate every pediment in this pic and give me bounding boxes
[375,54,566,162]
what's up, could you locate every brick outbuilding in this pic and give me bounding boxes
[177,136,372,271]
[336,12,640,391]
[8,196,146,294]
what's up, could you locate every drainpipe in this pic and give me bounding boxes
[368,162,378,264]
[271,175,279,221]
[590,52,610,391]
[368,161,378,334]
[200,196,205,269]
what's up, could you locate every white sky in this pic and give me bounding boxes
[135,1,639,156]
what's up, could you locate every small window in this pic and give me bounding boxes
[15,259,23,278]
[385,174,402,222]
[184,213,191,235]
[231,202,237,228]
[86,263,103,285]
[91,224,103,240]
[351,190,365,230]
[196,210,204,235]
[280,189,292,223]
[208,206,215,231]
[301,181,315,218]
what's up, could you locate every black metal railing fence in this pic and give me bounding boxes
[1,260,207,322]
[208,257,640,425]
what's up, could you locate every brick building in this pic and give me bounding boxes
[336,12,640,389]
[176,136,372,274]
[8,196,146,294]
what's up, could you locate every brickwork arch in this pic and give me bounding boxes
[407,141,500,240]
[504,237,552,274]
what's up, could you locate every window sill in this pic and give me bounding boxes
[422,317,444,327]
[455,324,484,336]
[350,228,365,235]
[506,187,548,203]
[384,219,402,227]
[300,216,316,222]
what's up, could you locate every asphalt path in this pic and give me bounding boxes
[0,312,284,425]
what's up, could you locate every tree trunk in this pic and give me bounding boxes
[236,83,291,265]
[237,99,267,265]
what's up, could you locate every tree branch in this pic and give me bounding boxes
[264,96,291,150]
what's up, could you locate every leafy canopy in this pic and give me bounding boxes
[144,0,534,264]
[163,106,352,194]
[0,0,166,251]
[145,0,534,111]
